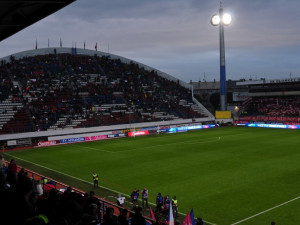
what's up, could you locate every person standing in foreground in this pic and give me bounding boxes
[163,195,171,216]
[7,159,18,188]
[131,188,139,208]
[142,187,149,208]
[117,193,125,207]
[156,193,163,212]
[93,171,99,188]
[172,196,178,217]
[0,154,5,171]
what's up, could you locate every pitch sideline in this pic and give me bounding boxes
[230,196,300,224]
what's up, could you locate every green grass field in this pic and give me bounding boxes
[4,127,300,225]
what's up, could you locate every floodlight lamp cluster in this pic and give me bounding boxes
[211,13,232,26]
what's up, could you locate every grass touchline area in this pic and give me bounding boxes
[231,196,300,225]
[4,152,218,225]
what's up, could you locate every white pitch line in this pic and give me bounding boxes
[38,143,116,154]
[5,153,126,195]
[5,153,217,225]
[230,196,300,225]
[76,145,116,153]
[52,135,221,154]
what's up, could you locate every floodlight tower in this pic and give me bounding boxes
[211,3,232,111]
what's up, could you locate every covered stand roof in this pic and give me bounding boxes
[0,0,76,42]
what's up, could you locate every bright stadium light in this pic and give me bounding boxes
[210,14,232,26]
[223,13,232,25]
[211,15,221,26]
[211,3,232,111]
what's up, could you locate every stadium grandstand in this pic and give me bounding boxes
[190,77,300,125]
[0,47,213,135]
[233,78,300,125]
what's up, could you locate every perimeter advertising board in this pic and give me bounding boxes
[7,140,17,146]
[233,92,249,102]
[60,137,85,144]
[37,141,57,147]
[128,130,149,137]
[237,123,300,129]
[85,135,107,141]
[215,111,231,119]
[166,124,216,133]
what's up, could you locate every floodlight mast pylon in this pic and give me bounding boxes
[211,3,231,111]
[219,4,226,111]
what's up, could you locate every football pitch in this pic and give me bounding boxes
[4,127,300,225]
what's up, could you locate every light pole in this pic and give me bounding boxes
[211,3,232,111]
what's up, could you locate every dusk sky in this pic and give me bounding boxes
[0,0,300,82]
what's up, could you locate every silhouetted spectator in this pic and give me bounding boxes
[102,207,118,225]
[196,217,205,225]
[117,208,129,225]
[131,207,146,225]
[7,159,18,188]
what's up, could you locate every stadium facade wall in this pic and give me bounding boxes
[248,91,300,97]
[236,78,300,86]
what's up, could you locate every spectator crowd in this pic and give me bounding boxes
[0,53,205,134]
[245,96,300,117]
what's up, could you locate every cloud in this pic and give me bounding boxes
[1,0,300,82]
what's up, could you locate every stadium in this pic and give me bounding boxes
[0,1,300,225]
